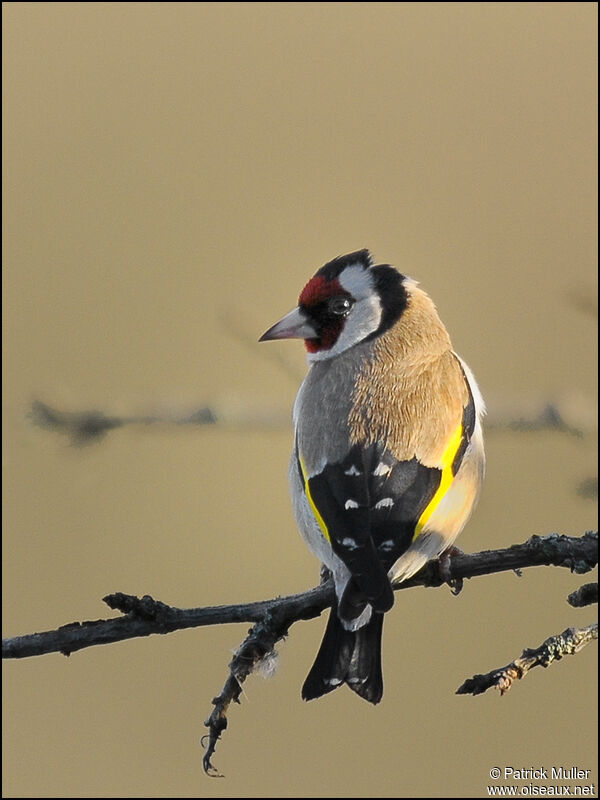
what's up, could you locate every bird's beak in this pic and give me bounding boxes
[259,306,317,342]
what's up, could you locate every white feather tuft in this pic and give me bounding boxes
[256,649,280,679]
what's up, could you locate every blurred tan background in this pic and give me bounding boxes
[2,2,597,797]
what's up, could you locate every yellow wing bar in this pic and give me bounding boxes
[413,423,463,542]
[299,454,332,543]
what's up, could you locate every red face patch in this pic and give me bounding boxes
[298,275,344,307]
[304,322,344,352]
[298,275,350,352]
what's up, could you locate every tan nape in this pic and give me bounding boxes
[348,283,469,467]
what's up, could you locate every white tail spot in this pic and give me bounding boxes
[375,497,394,509]
[373,462,392,476]
[344,465,362,476]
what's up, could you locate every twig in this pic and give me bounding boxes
[201,611,295,777]
[577,477,598,501]
[29,391,597,445]
[29,399,219,445]
[456,623,598,697]
[568,582,598,608]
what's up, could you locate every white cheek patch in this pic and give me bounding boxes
[332,294,381,352]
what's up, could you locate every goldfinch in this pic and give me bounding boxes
[259,250,485,704]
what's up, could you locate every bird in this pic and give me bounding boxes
[259,249,485,704]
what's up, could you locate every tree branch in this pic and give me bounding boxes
[3,532,597,776]
[3,533,596,661]
[456,623,598,696]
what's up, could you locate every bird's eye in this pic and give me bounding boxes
[328,297,353,316]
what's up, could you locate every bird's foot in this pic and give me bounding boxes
[438,546,464,596]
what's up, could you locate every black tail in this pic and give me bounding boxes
[301,610,385,704]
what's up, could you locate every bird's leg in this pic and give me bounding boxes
[319,564,333,585]
[437,545,464,596]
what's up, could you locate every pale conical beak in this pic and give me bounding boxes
[259,306,317,342]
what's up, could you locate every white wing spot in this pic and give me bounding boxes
[378,539,395,551]
[375,497,394,509]
[344,465,362,476]
[373,462,392,476]
[341,537,359,549]
[344,499,359,510]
